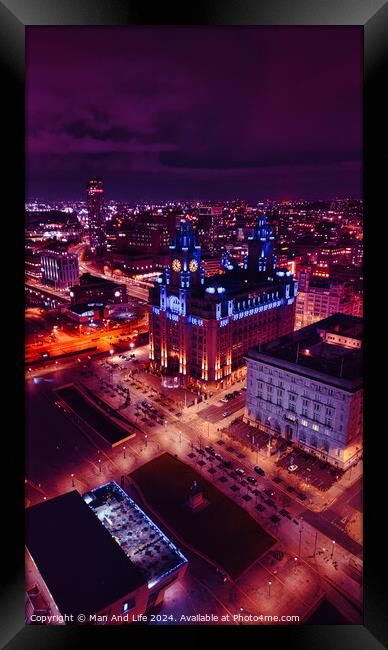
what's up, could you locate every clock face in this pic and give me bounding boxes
[172,259,181,272]
[189,259,198,272]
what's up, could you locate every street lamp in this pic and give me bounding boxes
[98,459,102,473]
[331,540,336,558]
[123,446,126,459]
[299,516,304,557]
[268,581,272,598]
[294,557,298,574]
[71,473,75,487]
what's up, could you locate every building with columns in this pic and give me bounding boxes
[244,313,363,470]
[148,218,298,392]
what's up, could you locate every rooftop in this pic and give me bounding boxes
[79,272,123,289]
[85,482,187,589]
[26,490,145,617]
[246,314,363,388]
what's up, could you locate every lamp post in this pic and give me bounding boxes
[268,581,272,598]
[299,516,304,557]
[123,446,126,459]
[98,459,102,473]
[331,540,336,558]
[71,473,75,487]
[313,531,318,557]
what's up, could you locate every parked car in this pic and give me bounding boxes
[288,464,298,473]
[254,466,265,476]
[247,476,257,485]
[236,468,245,477]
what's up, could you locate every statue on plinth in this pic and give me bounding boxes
[187,480,208,512]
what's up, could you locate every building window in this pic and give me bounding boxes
[312,424,320,431]
[301,419,308,427]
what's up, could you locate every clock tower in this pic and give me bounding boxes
[168,221,204,288]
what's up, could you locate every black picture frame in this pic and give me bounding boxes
[2,0,387,647]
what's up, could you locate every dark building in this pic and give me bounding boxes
[86,178,105,254]
[70,272,127,304]
[109,210,177,256]
[149,218,297,392]
[26,486,187,624]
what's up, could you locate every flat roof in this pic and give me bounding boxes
[79,272,123,288]
[26,490,145,617]
[55,385,132,446]
[246,313,362,389]
[85,482,187,590]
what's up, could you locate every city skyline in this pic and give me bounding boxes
[27,27,362,202]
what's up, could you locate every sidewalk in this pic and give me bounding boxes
[204,415,363,513]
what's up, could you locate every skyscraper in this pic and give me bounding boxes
[86,178,105,254]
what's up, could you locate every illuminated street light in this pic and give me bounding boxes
[331,540,336,558]
[123,446,126,459]
[71,473,75,487]
[268,581,272,598]
[98,459,102,472]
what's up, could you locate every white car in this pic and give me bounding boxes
[288,464,298,473]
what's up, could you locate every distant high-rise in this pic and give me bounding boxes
[86,178,105,254]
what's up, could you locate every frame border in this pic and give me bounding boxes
[2,0,387,647]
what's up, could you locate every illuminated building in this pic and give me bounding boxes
[244,314,363,469]
[86,178,105,253]
[295,266,362,329]
[149,218,297,391]
[197,206,222,252]
[25,242,45,281]
[40,249,79,291]
[70,273,127,304]
[26,484,187,624]
[201,255,224,277]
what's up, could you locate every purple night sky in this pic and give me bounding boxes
[26,27,362,202]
